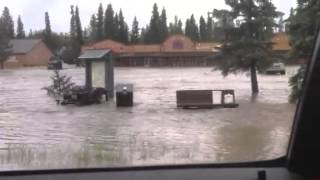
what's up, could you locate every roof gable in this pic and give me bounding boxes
[272,33,291,51]
[9,39,42,54]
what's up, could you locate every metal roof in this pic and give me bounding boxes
[9,39,42,54]
[78,49,111,59]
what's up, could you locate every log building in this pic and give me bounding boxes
[82,33,292,67]
[82,35,221,67]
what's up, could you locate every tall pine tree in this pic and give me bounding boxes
[0,7,14,38]
[215,0,279,94]
[96,3,104,41]
[288,0,320,58]
[104,4,115,39]
[0,10,11,69]
[169,16,183,35]
[89,14,97,42]
[140,27,147,43]
[43,12,57,51]
[185,14,199,41]
[160,7,168,42]
[44,12,52,36]
[145,3,161,43]
[70,6,76,46]
[199,16,207,42]
[118,9,128,43]
[130,16,140,43]
[185,19,191,37]
[16,15,25,38]
[178,20,183,34]
[212,9,234,42]
[288,0,320,102]
[75,6,83,45]
[113,13,120,41]
[82,27,89,43]
[67,5,81,64]
[206,15,214,41]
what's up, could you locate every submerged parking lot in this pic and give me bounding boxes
[0,67,298,170]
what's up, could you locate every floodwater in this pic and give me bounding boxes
[0,66,298,170]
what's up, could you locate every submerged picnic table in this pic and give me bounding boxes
[176,89,239,109]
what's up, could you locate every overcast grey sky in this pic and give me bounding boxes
[0,0,296,33]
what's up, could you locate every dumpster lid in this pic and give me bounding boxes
[116,84,133,92]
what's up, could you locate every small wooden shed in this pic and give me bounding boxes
[78,49,114,98]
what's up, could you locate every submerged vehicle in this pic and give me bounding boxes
[265,62,286,75]
[48,56,63,70]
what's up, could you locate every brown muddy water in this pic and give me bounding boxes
[0,67,298,170]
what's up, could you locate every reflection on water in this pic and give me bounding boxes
[0,67,298,170]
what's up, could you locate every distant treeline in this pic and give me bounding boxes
[0,3,255,46]
[0,2,286,64]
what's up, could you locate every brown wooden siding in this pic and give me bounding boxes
[3,41,52,68]
[23,41,52,66]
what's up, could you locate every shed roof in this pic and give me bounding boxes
[272,32,291,51]
[78,49,111,59]
[9,39,42,54]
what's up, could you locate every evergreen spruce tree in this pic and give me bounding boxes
[185,14,199,41]
[212,9,234,42]
[113,13,120,41]
[0,7,14,38]
[82,27,89,43]
[70,6,76,44]
[124,24,129,43]
[42,12,65,52]
[66,5,81,64]
[206,16,214,41]
[0,14,11,69]
[104,4,115,39]
[169,16,183,35]
[16,16,25,38]
[89,14,97,42]
[285,8,295,33]
[130,16,140,43]
[75,6,83,45]
[199,16,207,42]
[288,0,320,102]
[185,19,191,37]
[215,0,279,94]
[140,27,147,43]
[145,3,161,43]
[191,15,199,41]
[44,70,75,104]
[177,19,183,34]
[43,12,57,51]
[96,3,104,40]
[118,9,128,43]
[160,7,168,42]
[45,12,52,36]
[288,0,320,58]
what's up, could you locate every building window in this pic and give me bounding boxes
[7,56,17,62]
[172,39,184,49]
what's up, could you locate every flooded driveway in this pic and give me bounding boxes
[0,67,298,170]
